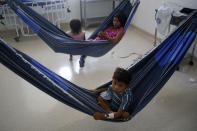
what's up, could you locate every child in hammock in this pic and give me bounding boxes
[79,13,127,67]
[93,13,126,43]
[92,67,133,120]
[67,19,85,61]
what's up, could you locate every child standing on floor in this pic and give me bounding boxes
[67,19,85,61]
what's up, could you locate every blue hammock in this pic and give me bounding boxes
[6,0,140,57]
[0,11,197,122]
[0,0,53,5]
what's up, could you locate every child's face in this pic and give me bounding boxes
[112,79,128,93]
[113,17,121,28]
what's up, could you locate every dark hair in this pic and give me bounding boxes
[70,19,82,34]
[114,13,127,27]
[112,67,131,85]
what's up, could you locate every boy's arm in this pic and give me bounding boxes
[93,109,124,120]
[112,109,125,118]
[91,87,108,94]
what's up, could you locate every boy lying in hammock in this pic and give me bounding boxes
[92,67,133,120]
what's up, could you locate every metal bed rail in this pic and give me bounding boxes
[0,0,71,41]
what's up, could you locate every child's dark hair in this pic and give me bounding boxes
[70,19,82,34]
[114,13,127,27]
[112,67,131,85]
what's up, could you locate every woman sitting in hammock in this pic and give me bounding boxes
[80,13,127,67]
[93,13,127,44]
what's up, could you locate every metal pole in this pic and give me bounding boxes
[189,36,197,65]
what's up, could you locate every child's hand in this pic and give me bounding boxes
[90,89,99,94]
[98,31,106,38]
[98,31,102,37]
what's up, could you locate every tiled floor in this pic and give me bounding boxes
[0,26,197,131]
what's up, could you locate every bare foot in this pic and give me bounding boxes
[122,112,130,118]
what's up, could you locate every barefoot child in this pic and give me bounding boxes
[67,19,85,61]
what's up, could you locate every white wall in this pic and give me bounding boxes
[133,0,197,35]
[132,0,162,35]
[166,0,197,9]
[69,0,81,20]
[132,0,197,57]
[70,0,114,23]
